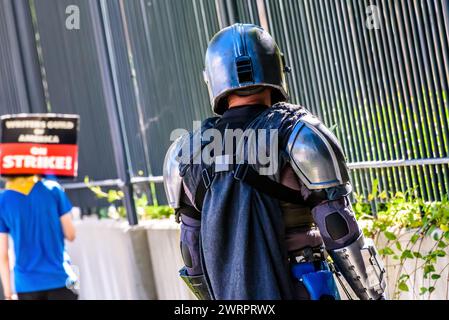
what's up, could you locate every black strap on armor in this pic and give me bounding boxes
[194,162,313,209]
[233,163,307,205]
[175,204,201,223]
[194,166,214,211]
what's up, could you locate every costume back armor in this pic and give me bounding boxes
[163,103,387,300]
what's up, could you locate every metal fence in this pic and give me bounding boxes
[0,0,45,114]
[1,0,448,223]
[257,0,449,202]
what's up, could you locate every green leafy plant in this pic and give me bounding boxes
[84,177,174,221]
[354,180,449,299]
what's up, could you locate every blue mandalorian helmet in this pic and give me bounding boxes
[204,23,290,115]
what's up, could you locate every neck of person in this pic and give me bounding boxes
[227,88,272,109]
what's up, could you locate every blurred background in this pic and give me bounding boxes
[0,0,448,300]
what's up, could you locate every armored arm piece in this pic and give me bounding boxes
[287,114,387,300]
[163,138,184,210]
[163,139,212,300]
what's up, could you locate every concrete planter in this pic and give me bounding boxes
[143,219,196,300]
[66,217,193,300]
[66,218,158,300]
[375,230,449,300]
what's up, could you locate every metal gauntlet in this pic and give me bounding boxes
[178,215,212,300]
[329,234,387,300]
[179,267,212,300]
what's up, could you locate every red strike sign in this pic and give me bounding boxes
[0,143,78,177]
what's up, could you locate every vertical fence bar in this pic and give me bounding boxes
[92,0,138,225]
[11,0,47,113]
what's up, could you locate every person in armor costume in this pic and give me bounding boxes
[163,23,387,300]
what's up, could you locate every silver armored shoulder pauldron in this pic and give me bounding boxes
[163,137,185,209]
[287,113,350,190]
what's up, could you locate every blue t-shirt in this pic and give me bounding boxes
[0,180,73,293]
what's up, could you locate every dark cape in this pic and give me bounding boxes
[180,103,308,299]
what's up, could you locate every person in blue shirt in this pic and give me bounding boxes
[0,175,77,300]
